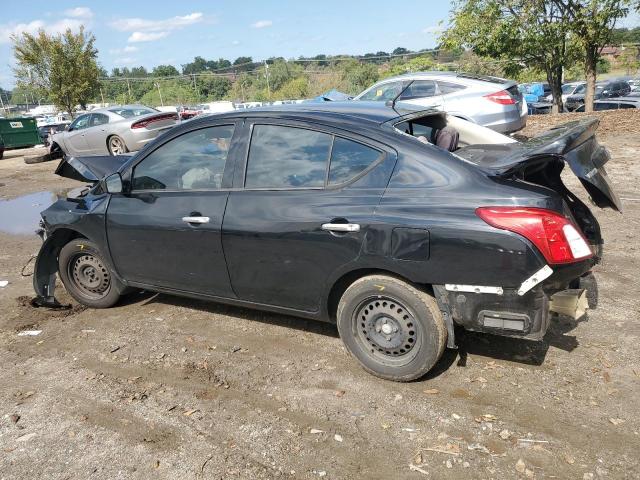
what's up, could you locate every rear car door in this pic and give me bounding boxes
[65,114,91,155]
[85,113,110,154]
[106,123,239,296]
[221,120,395,312]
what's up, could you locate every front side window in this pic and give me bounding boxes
[69,114,90,131]
[328,137,382,185]
[399,80,437,100]
[132,125,234,191]
[358,81,404,101]
[245,125,332,188]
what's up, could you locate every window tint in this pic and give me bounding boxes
[437,81,466,95]
[399,80,436,99]
[245,125,332,188]
[70,114,90,131]
[90,113,109,127]
[132,125,234,191]
[329,138,381,185]
[593,102,615,111]
[358,81,404,101]
[619,103,636,109]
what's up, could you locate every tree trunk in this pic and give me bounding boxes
[546,66,564,114]
[584,46,598,113]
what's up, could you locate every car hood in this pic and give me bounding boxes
[55,154,132,183]
[455,117,622,211]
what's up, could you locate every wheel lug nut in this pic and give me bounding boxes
[375,326,381,333]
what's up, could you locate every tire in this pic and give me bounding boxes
[337,275,447,382]
[58,239,122,308]
[107,135,128,156]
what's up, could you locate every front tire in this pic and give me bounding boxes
[58,239,122,308]
[337,275,447,381]
[107,135,128,156]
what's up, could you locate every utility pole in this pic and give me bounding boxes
[155,82,164,106]
[127,79,132,103]
[264,61,270,100]
[100,87,105,105]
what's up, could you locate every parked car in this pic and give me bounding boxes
[544,81,586,103]
[565,80,631,111]
[49,105,179,157]
[38,122,70,147]
[575,99,640,111]
[33,102,619,381]
[353,72,527,133]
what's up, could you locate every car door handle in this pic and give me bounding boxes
[321,223,360,232]
[182,216,210,224]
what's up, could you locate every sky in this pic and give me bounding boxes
[0,0,455,89]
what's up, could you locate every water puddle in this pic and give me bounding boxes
[0,191,64,235]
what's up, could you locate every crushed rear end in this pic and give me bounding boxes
[444,118,619,340]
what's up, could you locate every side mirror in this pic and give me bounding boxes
[104,173,123,194]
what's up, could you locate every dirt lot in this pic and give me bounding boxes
[1,111,639,479]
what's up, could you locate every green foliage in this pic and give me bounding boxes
[198,76,232,100]
[153,65,180,77]
[618,46,640,74]
[382,54,437,78]
[340,60,379,94]
[455,51,505,77]
[13,27,100,115]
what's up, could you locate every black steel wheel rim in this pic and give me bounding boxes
[68,252,111,299]
[353,295,421,365]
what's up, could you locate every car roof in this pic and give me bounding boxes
[206,101,436,126]
[368,71,514,85]
[91,104,156,114]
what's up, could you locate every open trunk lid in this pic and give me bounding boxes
[456,118,621,211]
[55,154,131,183]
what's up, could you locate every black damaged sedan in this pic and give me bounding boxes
[33,103,620,381]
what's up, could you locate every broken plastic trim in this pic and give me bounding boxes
[445,284,504,295]
[517,265,553,296]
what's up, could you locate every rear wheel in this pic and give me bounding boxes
[107,135,128,156]
[337,275,447,381]
[58,239,122,308]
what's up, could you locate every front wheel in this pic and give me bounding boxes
[58,239,122,308]
[337,275,447,381]
[107,135,128,156]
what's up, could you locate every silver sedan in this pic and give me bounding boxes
[353,72,527,133]
[50,105,179,157]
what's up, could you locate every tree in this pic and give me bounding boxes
[554,0,630,112]
[392,47,410,55]
[13,27,99,116]
[442,1,575,113]
[340,60,379,94]
[153,65,180,77]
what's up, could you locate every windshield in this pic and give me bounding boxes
[573,84,586,94]
[563,84,580,94]
[109,106,157,118]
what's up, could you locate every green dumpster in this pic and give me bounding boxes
[0,117,42,158]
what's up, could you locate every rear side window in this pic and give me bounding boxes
[246,125,332,188]
[109,107,157,118]
[436,81,466,95]
[399,80,436,100]
[329,138,382,185]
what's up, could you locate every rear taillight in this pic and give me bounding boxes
[131,113,178,129]
[484,90,516,105]
[475,207,593,264]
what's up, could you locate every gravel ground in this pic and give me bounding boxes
[0,114,639,479]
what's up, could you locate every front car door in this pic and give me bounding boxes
[106,123,239,296]
[221,120,396,312]
[64,114,91,155]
